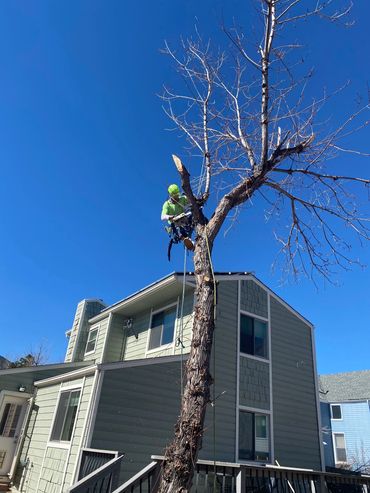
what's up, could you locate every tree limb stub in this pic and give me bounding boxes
[172,154,206,224]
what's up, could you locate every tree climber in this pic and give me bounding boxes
[161,184,194,257]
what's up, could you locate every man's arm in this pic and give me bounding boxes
[161,201,173,222]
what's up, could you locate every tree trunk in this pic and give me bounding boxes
[157,225,215,492]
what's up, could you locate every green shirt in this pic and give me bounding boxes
[162,195,188,219]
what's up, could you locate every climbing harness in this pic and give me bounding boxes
[166,211,194,261]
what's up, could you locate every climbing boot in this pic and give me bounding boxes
[183,237,195,251]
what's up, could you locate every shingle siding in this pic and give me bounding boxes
[239,356,270,410]
[240,280,268,318]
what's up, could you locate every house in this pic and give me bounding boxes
[320,370,370,472]
[0,272,324,492]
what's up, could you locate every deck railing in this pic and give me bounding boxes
[66,454,124,493]
[113,456,370,493]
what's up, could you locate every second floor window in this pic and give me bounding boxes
[85,327,98,355]
[148,305,177,350]
[240,314,268,358]
[330,404,342,420]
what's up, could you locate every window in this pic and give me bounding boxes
[0,403,22,438]
[239,411,270,461]
[333,433,347,463]
[50,390,81,442]
[85,327,99,355]
[330,404,342,420]
[240,314,268,358]
[148,305,177,350]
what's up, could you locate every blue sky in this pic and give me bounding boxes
[0,1,369,374]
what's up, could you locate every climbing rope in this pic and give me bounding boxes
[204,227,218,488]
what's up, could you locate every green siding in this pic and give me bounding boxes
[240,280,268,318]
[239,356,270,410]
[200,280,238,463]
[270,296,321,469]
[90,361,182,484]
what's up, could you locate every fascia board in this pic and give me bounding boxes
[0,361,91,376]
[88,274,180,323]
[34,365,97,387]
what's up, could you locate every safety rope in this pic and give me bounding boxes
[204,228,218,488]
[179,244,187,397]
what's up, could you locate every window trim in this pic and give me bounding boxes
[239,311,269,361]
[48,384,82,445]
[84,325,100,356]
[330,403,343,421]
[146,302,178,354]
[238,407,271,463]
[332,432,347,464]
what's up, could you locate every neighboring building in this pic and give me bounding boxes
[0,356,10,370]
[320,370,370,472]
[0,272,324,492]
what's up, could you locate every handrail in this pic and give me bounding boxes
[66,454,124,492]
[112,461,159,493]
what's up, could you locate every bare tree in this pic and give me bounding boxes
[157,1,369,491]
[8,342,49,368]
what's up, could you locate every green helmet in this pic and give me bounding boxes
[168,184,180,196]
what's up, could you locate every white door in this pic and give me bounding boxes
[0,394,28,476]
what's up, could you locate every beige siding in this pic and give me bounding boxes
[104,313,126,362]
[64,301,85,363]
[82,316,110,364]
[123,294,194,361]
[17,374,95,493]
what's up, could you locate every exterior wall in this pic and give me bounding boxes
[65,300,105,363]
[15,373,95,493]
[122,292,194,361]
[330,401,370,468]
[240,280,268,318]
[270,297,321,469]
[239,357,270,410]
[90,361,182,484]
[104,313,126,362]
[82,315,110,364]
[200,280,238,462]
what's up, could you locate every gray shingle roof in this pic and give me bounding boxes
[319,370,370,402]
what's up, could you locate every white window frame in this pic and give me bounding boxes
[47,384,83,448]
[146,302,178,355]
[240,310,269,361]
[330,403,343,421]
[332,432,347,464]
[84,325,100,356]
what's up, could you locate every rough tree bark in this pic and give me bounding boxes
[158,228,215,492]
